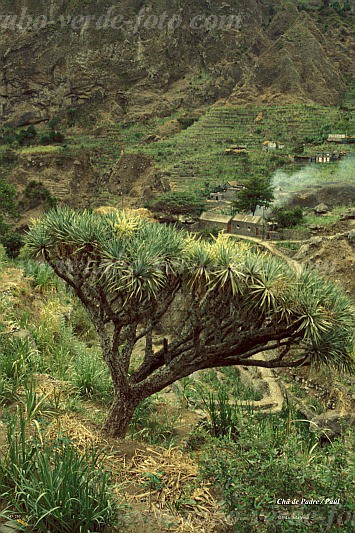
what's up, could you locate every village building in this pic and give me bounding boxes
[230,214,264,237]
[199,212,233,233]
[209,181,244,201]
[293,155,316,164]
[316,152,331,163]
[199,212,280,239]
[262,141,285,151]
[327,134,355,144]
[294,152,346,164]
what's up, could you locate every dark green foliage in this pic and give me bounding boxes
[0,127,16,145]
[198,227,221,241]
[0,214,9,235]
[0,149,18,167]
[20,181,57,210]
[148,191,206,218]
[16,125,38,146]
[0,176,23,257]
[0,177,17,215]
[199,388,240,440]
[319,123,332,142]
[0,123,64,147]
[0,230,24,258]
[0,412,119,532]
[294,143,305,154]
[199,406,354,531]
[67,108,79,127]
[38,129,65,145]
[48,117,60,129]
[232,176,274,216]
[177,116,198,129]
[271,206,304,228]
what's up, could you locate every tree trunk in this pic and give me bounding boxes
[103,386,140,437]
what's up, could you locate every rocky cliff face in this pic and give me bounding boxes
[0,1,353,127]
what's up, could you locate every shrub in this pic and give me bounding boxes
[39,130,65,145]
[199,388,240,440]
[22,261,63,292]
[0,337,35,381]
[0,177,17,215]
[0,242,7,265]
[20,180,57,210]
[0,214,9,236]
[72,348,113,401]
[0,230,24,258]
[147,191,206,218]
[271,206,304,228]
[129,395,178,447]
[0,127,16,145]
[199,406,354,531]
[177,116,198,129]
[67,108,78,127]
[16,126,37,146]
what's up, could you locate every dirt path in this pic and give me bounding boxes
[226,233,304,275]
[260,240,303,275]
[224,234,307,412]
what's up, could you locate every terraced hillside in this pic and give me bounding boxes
[119,103,354,192]
[2,101,354,212]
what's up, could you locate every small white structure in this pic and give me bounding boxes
[262,141,285,151]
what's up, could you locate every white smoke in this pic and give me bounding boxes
[271,156,355,207]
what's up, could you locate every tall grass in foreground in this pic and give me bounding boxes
[0,411,120,532]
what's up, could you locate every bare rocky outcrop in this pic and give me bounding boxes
[0,1,353,126]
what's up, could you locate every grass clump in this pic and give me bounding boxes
[0,411,120,532]
[72,347,113,402]
[22,260,65,293]
[130,396,178,447]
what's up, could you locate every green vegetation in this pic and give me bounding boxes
[232,175,274,215]
[0,176,16,215]
[0,412,119,532]
[0,187,24,258]
[114,103,351,192]
[147,191,206,218]
[0,125,65,148]
[271,206,304,228]
[199,405,354,531]
[0,221,354,531]
[19,181,57,211]
[24,208,354,437]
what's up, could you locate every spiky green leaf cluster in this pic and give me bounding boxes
[24,208,355,371]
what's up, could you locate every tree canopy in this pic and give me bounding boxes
[232,176,274,215]
[24,208,355,436]
[147,191,206,219]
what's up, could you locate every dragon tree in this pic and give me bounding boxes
[24,208,355,436]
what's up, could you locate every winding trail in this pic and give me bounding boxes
[224,234,305,412]
[226,233,304,275]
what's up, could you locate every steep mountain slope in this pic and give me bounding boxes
[0,1,353,128]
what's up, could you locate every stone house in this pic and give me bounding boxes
[209,181,244,202]
[224,145,248,156]
[230,214,264,237]
[199,212,232,232]
[199,212,278,239]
